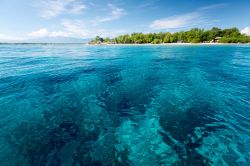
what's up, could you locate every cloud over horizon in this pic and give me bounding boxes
[92,4,126,25]
[150,12,203,30]
[28,28,71,38]
[198,3,228,10]
[241,27,250,36]
[0,1,249,43]
[35,0,86,19]
[28,18,127,40]
[28,2,126,40]
[149,2,230,30]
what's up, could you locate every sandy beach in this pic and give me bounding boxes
[87,43,250,46]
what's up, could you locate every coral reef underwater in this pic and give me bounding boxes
[0,45,249,165]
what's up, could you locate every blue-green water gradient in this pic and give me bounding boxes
[0,44,249,165]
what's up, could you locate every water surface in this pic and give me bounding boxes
[0,44,250,165]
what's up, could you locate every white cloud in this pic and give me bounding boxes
[1,2,128,42]
[0,34,25,42]
[49,31,71,37]
[149,3,228,30]
[94,29,127,38]
[35,0,86,19]
[61,20,91,38]
[28,28,70,38]
[150,12,202,30]
[137,0,160,9]
[27,19,127,40]
[198,3,228,10]
[61,20,126,38]
[28,28,49,37]
[241,27,250,36]
[27,2,126,40]
[93,4,126,25]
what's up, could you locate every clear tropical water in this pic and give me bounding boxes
[0,44,249,166]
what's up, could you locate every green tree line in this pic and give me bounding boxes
[89,27,250,44]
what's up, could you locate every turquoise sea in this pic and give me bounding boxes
[0,44,249,166]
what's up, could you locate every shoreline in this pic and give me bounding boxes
[87,43,250,46]
[1,43,249,46]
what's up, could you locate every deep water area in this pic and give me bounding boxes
[0,44,249,166]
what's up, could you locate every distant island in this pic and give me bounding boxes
[89,27,250,44]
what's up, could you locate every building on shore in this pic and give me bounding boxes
[210,37,222,43]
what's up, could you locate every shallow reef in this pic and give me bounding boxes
[0,45,250,165]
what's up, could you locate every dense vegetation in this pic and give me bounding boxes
[89,27,250,44]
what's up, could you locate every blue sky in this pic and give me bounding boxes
[0,0,249,42]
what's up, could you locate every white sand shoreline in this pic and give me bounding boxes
[87,43,250,46]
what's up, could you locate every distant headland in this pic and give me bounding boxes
[89,27,250,44]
